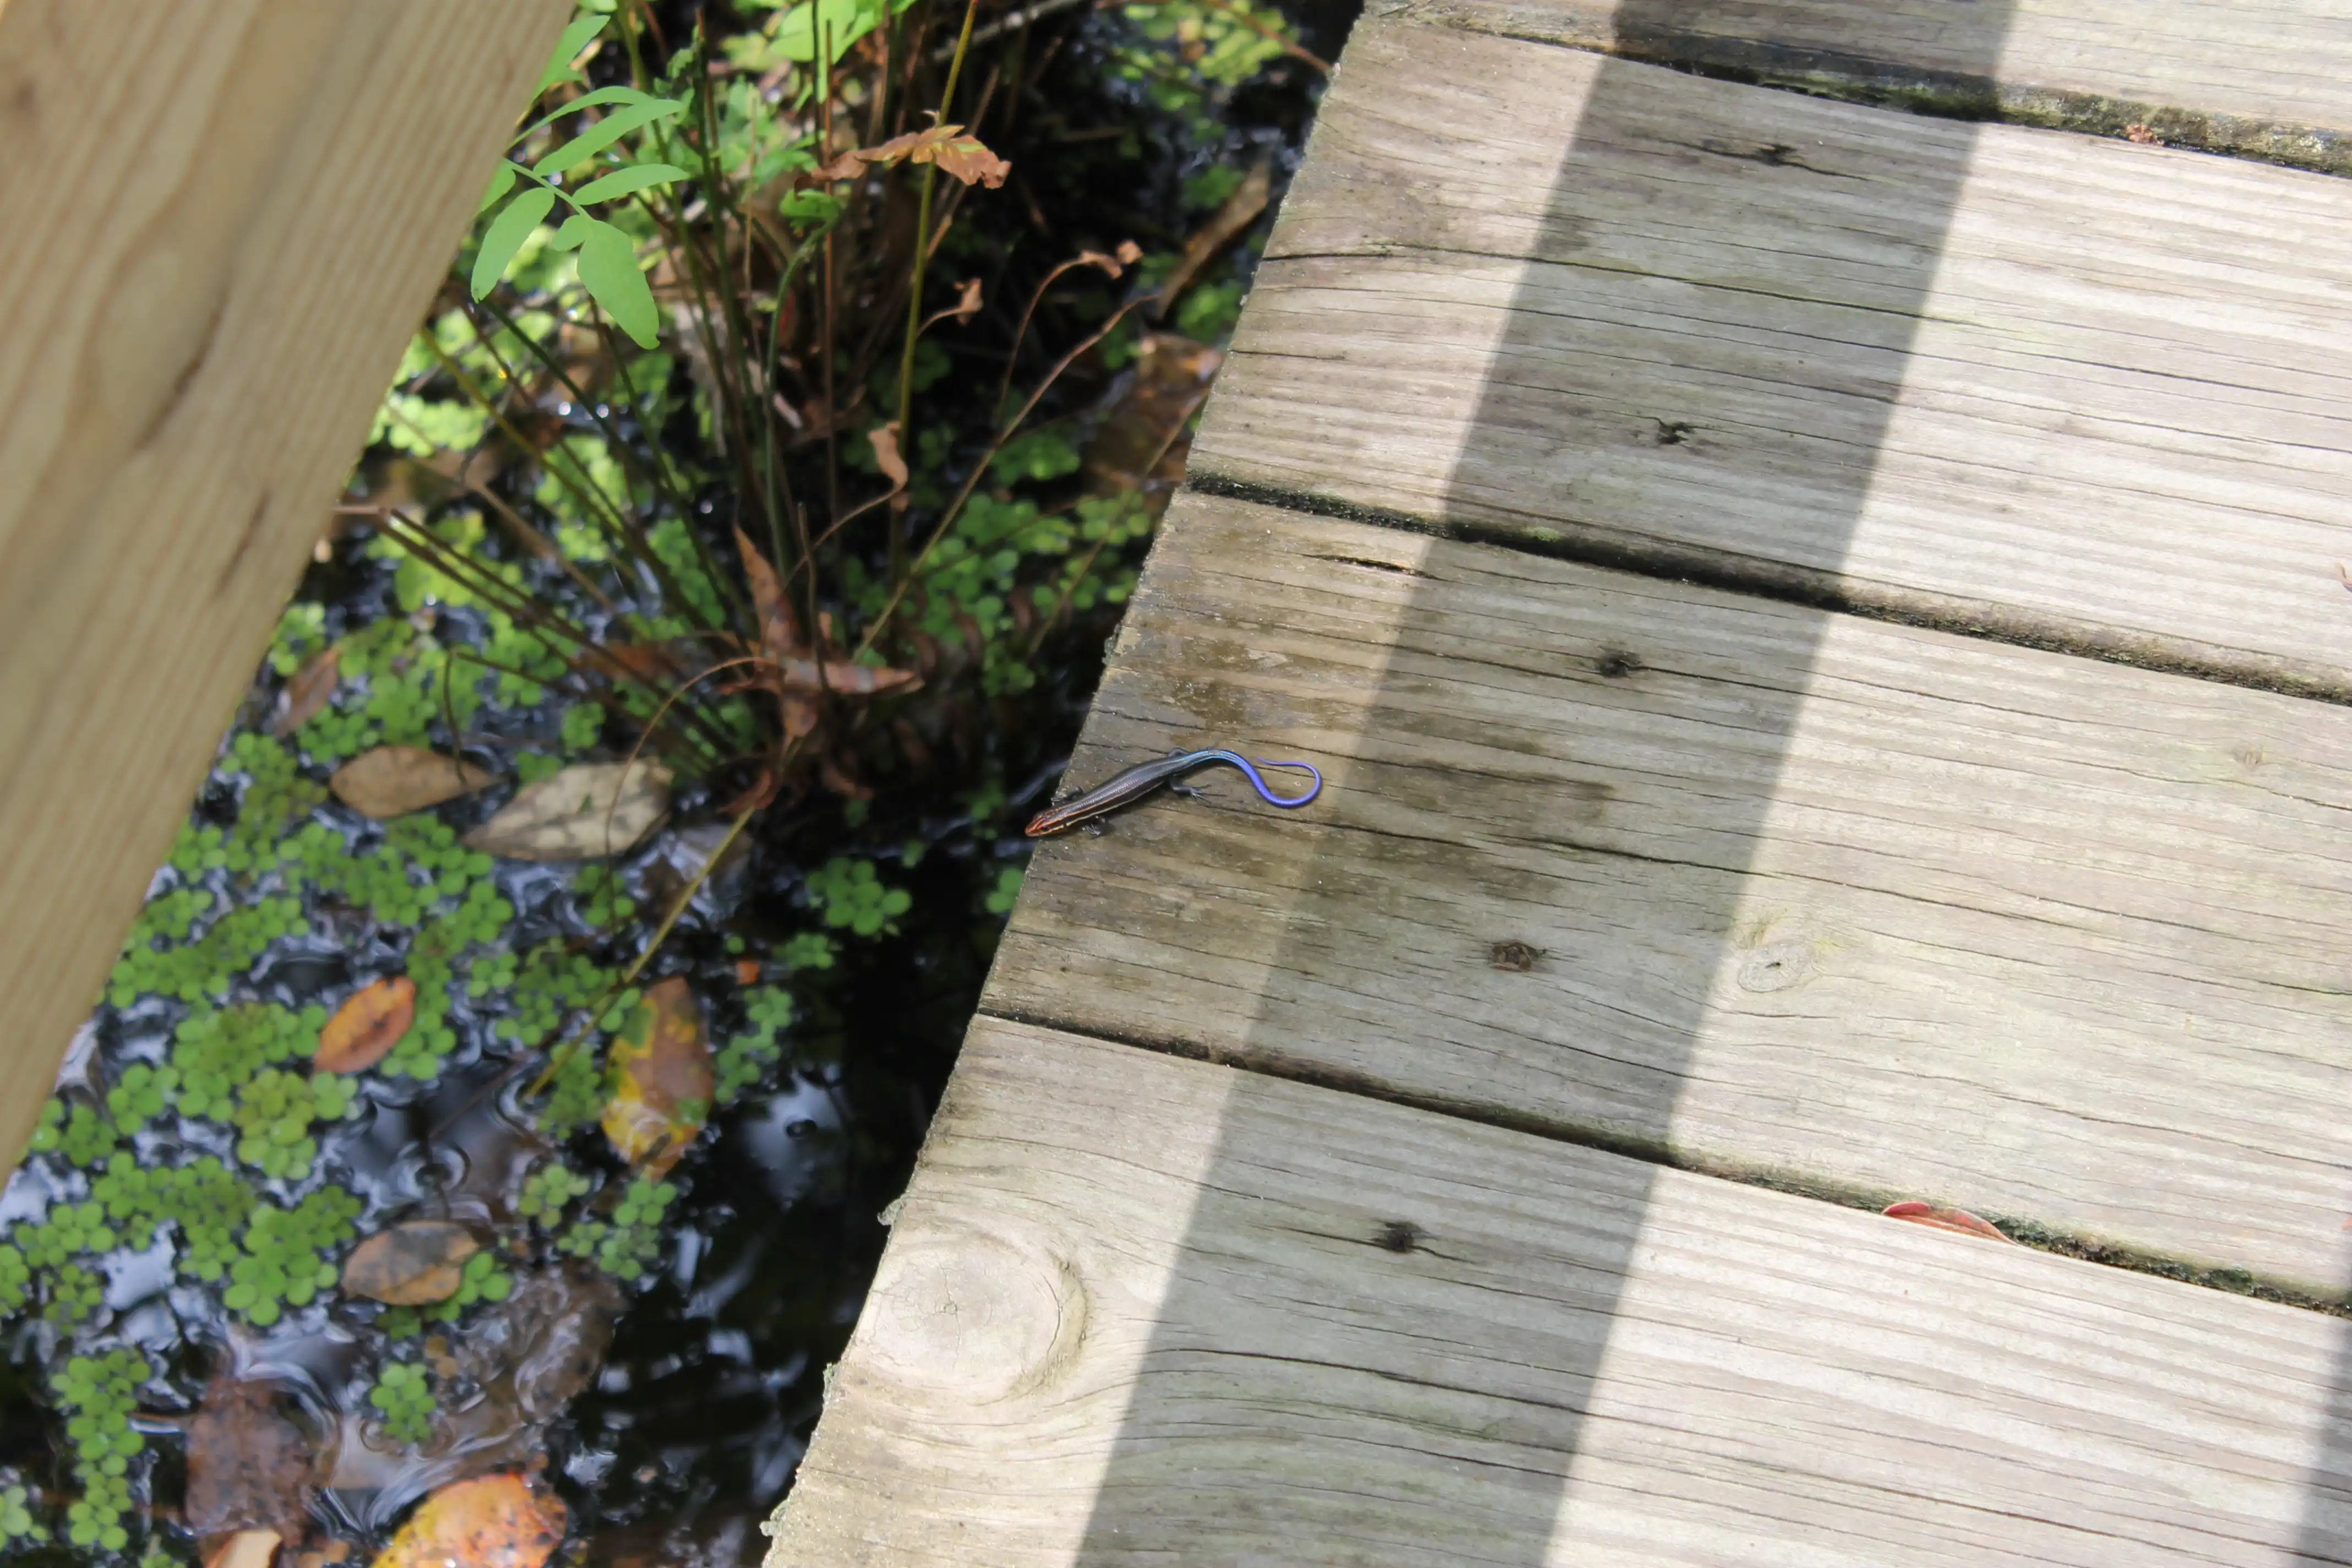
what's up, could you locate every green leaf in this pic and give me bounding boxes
[532,98,687,178]
[779,189,841,225]
[477,162,519,214]
[536,13,611,92]
[577,220,660,347]
[778,0,880,63]
[547,214,598,251]
[571,162,692,204]
[515,84,658,144]
[470,186,557,299]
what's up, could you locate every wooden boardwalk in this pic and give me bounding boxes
[770,3,2352,1561]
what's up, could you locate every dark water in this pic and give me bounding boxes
[0,3,1355,1563]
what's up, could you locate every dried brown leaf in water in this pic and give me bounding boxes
[1082,333,1222,513]
[205,1528,283,1568]
[1882,1201,2012,1242]
[601,976,712,1177]
[330,747,496,819]
[187,1376,311,1541]
[315,976,417,1074]
[1153,160,1271,318]
[273,646,341,737]
[341,1221,481,1305]
[368,1472,565,1568]
[463,762,672,861]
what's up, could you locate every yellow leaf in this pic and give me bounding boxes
[600,976,712,1177]
[369,1473,564,1568]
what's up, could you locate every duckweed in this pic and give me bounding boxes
[368,1361,437,1447]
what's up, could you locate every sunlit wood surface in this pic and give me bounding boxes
[0,0,569,1170]
[774,0,2352,1560]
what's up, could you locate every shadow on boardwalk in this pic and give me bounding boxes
[1057,0,2347,1559]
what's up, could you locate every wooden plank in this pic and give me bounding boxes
[1381,0,2352,172]
[1194,18,2352,696]
[775,1016,2352,1565]
[0,0,569,1169]
[987,492,2352,1293]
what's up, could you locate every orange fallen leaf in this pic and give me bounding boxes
[734,958,761,986]
[369,1472,564,1568]
[824,122,1010,187]
[316,977,417,1074]
[1883,1201,2012,1242]
[331,747,496,819]
[601,976,712,1178]
[341,1221,480,1305]
[273,646,341,737]
[205,1528,282,1568]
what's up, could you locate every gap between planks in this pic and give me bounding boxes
[1370,0,2352,177]
[987,491,2352,1299]
[773,1016,2352,1566]
[1191,16,2352,698]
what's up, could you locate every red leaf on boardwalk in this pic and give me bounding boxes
[1883,1201,2012,1242]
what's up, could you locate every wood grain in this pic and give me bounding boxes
[0,0,569,1170]
[1375,0,2352,172]
[1195,19,2352,696]
[987,492,2352,1293]
[774,1016,2352,1565]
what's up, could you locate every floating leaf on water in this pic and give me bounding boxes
[601,976,712,1177]
[330,748,496,819]
[368,1472,565,1568]
[342,1222,481,1306]
[272,646,341,737]
[186,1375,311,1542]
[315,977,417,1074]
[1882,1201,2013,1242]
[204,1528,282,1568]
[463,761,672,861]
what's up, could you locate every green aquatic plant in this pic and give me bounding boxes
[559,1176,674,1281]
[52,1349,148,1551]
[368,1361,438,1448]
[222,1190,361,1327]
[230,1068,358,1181]
[807,858,912,939]
[0,1481,44,1547]
[716,987,794,1104]
[516,1160,592,1224]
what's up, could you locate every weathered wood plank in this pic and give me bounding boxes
[0,0,569,1169]
[987,493,2352,1293]
[1195,19,2352,695]
[1381,0,2352,172]
[775,1016,2352,1565]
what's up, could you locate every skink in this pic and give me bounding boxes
[1025,748,1322,837]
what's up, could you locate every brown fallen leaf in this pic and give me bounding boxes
[1153,160,1271,319]
[732,526,803,669]
[316,977,417,1074]
[946,276,982,324]
[273,646,341,737]
[368,1473,565,1568]
[822,122,1010,187]
[330,747,496,819]
[601,976,712,1177]
[868,420,910,491]
[1882,1201,2013,1242]
[1082,332,1223,519]
[187,1374,311,1544]
[342,1221,481,1305]
[205,1528,282,1568]
[724,527,918,733]
[462,761,673,861]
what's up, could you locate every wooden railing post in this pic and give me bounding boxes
[0,0,571,1173]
